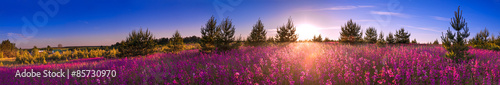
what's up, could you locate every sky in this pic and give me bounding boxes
[1,0,500,49]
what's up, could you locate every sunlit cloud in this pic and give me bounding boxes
[370,11,412,18]
[431,16,449,21]
[320,5,375,10]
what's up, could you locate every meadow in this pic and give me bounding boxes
[1,42,499,84]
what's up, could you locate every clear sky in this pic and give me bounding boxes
[1,0,500,48]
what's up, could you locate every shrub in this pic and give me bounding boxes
[411,39,417,44]
[0,51,3,58]
[105,48,120,58]
[441,6,472,63]
[118,28,157,57]
[340,19,362,43]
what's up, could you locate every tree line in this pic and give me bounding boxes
[1,6,496,65]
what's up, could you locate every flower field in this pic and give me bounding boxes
[1,42,499,84]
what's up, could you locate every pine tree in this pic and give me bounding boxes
[469,28,489,45]
[376,31,385,44]
[441,6,471,62]
[200,16,218,53]
[339,19,362,43]
[118,28,156,57]
[386,32,395,44]
[276,17,298,42]
[364,27,378,43]
[313,34,323,42]
[395,28,411,44]
[215,17,236,52]
[411,39,417,44]
[246,18,267,46]
[433,39,439,45]
[169,30,185,53]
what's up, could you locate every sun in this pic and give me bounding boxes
[295,24,321,40]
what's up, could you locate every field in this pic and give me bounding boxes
[1,42,499,84]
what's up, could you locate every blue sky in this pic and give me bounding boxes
[1,0,500,48]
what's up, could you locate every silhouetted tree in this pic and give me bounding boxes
[215,17,237,52]
[433,39,439,45]
[376,31,386,45]
[200,16,218,53]
[246,18,267,45]
[46,45,53,53]
[395,28,411,44]
[169,30,185,53]
[340,19,362,43]
[364,27,377,43]
[313,34,323,42]
[276,17,298,42]
[324,37,332,42]
[386,32,395,44]
[411,39,417,44]
[118,28,156,57]
[441,6,471,62]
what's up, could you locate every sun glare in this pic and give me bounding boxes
[296,24,321,40]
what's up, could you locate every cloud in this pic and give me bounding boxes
[402,25,443,32]
[370,11,412,18]
[357,19,377,22]
[431,16,449,21]
[321,5,374,10]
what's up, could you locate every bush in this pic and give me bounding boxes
[118,28,157,57]
[105,48,120,58]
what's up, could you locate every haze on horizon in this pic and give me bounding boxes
[1,0,500,49]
